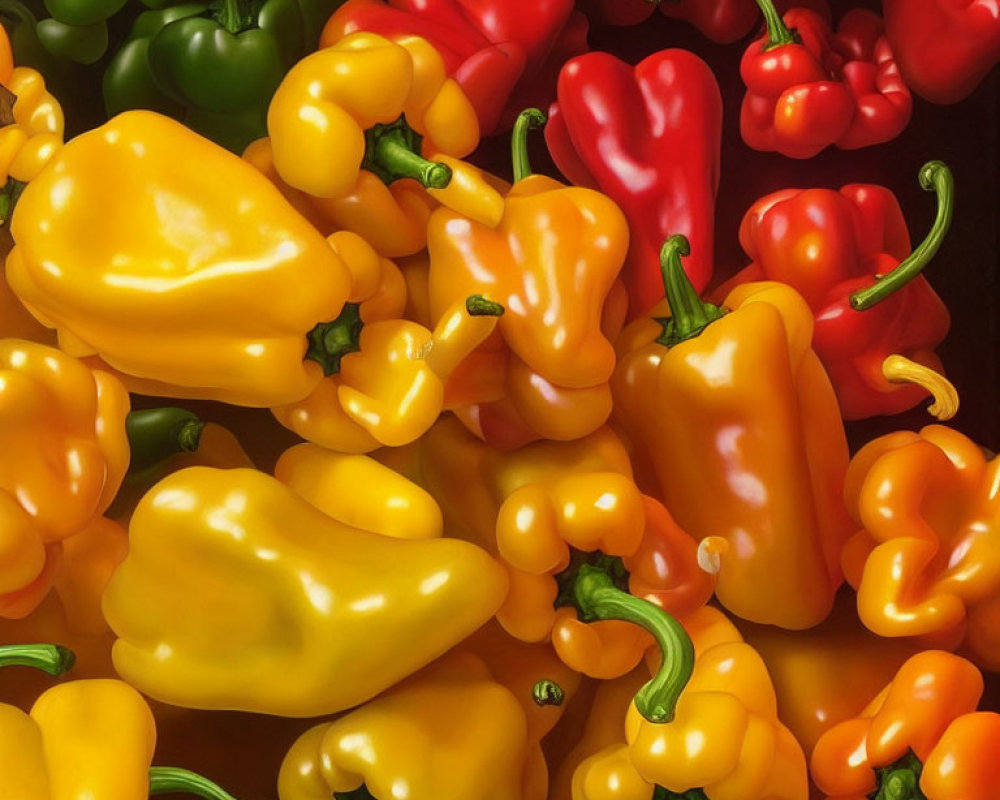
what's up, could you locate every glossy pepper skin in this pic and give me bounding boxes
[613,237,854,629]
[427,113,628,448]
[278,651,532,800]
[0,677,244,800]
[842,424,1000,670]
[102,466,508,716]
[811,651,1000,800]
[322,0,578,134]
[0,227,54,344]
[496,479,716,679]
[0,340,129,619]
[6,111,355,408]
[714,161,953,420]
[0,65,64,184]
[740,1,911,159]
[545,49,722,317]
[883,0,1000,104]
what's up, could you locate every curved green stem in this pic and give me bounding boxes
[870,751,926,800]
[126,408,205,475]
[656,235,725,347]
[511,108,546,183]
[466,294,505,317]
[850,161,954,311]
[363,116,452,189]
[755,0,799,49]
[306,302,363,376]
[0,643,75,676]
[149,767,239,799]
[532,679,564,707]
[573,565,694,723]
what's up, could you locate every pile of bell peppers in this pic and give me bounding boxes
[1,0,999,798]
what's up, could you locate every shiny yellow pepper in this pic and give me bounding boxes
[278,651,531,800]
[102,466,509,716]
[0,340,129,619]
[0,678,243,799]
[0,67,64,185]
[6,110,354,408]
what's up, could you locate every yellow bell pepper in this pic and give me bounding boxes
[0,67,64,186]
[0,678,243,799]
[271,294,504,453]
[278,651,532,800]
[0,227,53,343]
[274,443,443,539]
[267,32,503,257]
[6,110,355,408]
[0,340,129,619]
[102,466,509,716]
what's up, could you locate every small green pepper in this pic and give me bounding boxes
[43,0,128,27]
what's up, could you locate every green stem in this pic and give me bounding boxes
[655,235,725,347]
[363,116,451,189]
[573,565,694,723]
[149,767,239,800]
[869,751,926,800]
[466,294,505,317]
[850,161,954,311]
[0,643,75,675]
[755,0,799,49]
[532,679,564,706]
[305,302,363,376]
[126,408,205,475]
[0,177,25,224]
[215,0,254,33]
[511,108,546,183]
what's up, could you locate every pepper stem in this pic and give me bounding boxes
[655,235,726,347]
[512,108,546,183]
[0,176,25,225]
[851,161,954,311]
[532,679,565,706]
[305,302,363,376]
[215,0,254,34]
[755,0,799,49]
[573,565,694,723]
[881,355,959,420]
[466,294,505,317]
[334,787,375,800]
[871,751,927,800]
[149,767,240,800]
[0,643,75,675]
[126,408,205,475]
[363,116,452,189]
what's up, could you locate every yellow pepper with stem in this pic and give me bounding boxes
[102,466,509,716]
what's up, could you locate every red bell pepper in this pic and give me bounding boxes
[883,0,1000,104]
[321,0,581,134]
[545,49,722,317]
[713,160,954,420]
[740,0,911,158]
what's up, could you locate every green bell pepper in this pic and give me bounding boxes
[43,0,128,27]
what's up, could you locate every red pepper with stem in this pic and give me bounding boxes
[714,160,954,420]
[545,48,722,317]
[883,0,1000,104]
[740,0,911,158]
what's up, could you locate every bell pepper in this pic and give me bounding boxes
[322,0,578,135]
[6,110,359,408]
[811,650,999,800]
[102,465,509,716]
[545,49,722,318]
[883,0,1000,104]
[713,161,955,420]
[740,0,911,158]
[495,475,717,679]
[612,236,854,629]
[737,587,924,755]
[842,424,1000,670]
[0,677,244,799]
[278,651,532,800]
[274,443,443,539]
[0,63,64,186]
[0,227,53,343]
[427,109,628,448]
[0,340,129,620]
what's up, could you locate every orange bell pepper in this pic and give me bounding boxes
[612,235,854,629]
[811,650,999,800]
[0,340,129,619]
[426,109,628,449]
[842,424,1000,669]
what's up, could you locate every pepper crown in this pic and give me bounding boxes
[850,160,954,311]
[362,116,453,189]
[870,751,927,800]
[755,0,801,49]
[655,235,726,347]
[306,302,364,376]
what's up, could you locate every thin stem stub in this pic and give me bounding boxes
[306,302,363,376]
[466,294,505,317]
[512,107,546,183]
[363,115,452,189]
[0,643,75,676]
[125,407,205,475]
[149,766,239,800]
